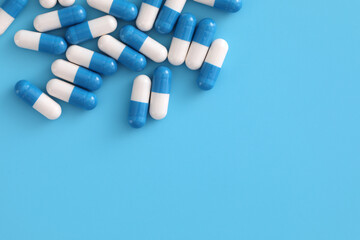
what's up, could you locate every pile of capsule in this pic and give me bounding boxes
[0,0,241,128]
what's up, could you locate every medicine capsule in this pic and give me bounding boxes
[66,45,118,76]
[58,0,75,7]
[149,66,171,120]
[128,75,151,128]
[0,0,28,36]
[154,0,186,34]
[47,79,97,110]
[119,25,167,63]
[51,59,102,91]
[39,0,56,9]
[186,18,216,70]
[15,80,62,120]
[193,0,242,12]
[136,0,163,32]
[34,5,86,32]
[87,0,137,21]
[168,13,196,66]
[65,15,117,45]
[14,30,67,55]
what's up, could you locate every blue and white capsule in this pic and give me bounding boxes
[65,15,117,45]
[0,0,28,35]
[15,80,62,120]
[154,0,187,34]
[136,0,163,32]
[51,59,102,91]
[14,30,67,55]
[186,18,216,70]
[168,13,196,66]
[34,5,86,32]
[128,75,152,128]
[193,0,242,13]
[119,25,167,63]
[47,79,97,110]
[87,0,138,21]
[66,45,118,76]
[150,66,171,120]
[59,0,75,7]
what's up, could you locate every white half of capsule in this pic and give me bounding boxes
[193,0,215,7]
[136,2,160,32]
[14,30,41,51]
[66,45,93,68]
[34,11,61,32]
[131,75,151,103]
[34,93,62,120]
[87,0,112,13]
[98,35,125,60]
[47,79,75,103]
[168,37,190,66]
[150,92,169,120]
[140,37,168,63]
[0,8,14,36]
[51,59,79,83]
[185,41,209,70]
[164,0,187,13]
[39,0,57,9]
[58,0,75,7]
[88,15,117,39]
[205,39,229,67]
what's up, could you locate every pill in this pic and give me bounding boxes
[128,75,151,128]
[66,45,118,75]
[119,25,167,63]
[87,0,137,22]
[39,0,56,9]
[186,18,216,70]
[136,0,163,32]
[154,0,186,34]
[15,80,62,120]
[47,79,97,110]
[34,5,86,32]
[58,0,75,7]
[14,30,67,55]
[149,66,171,120]
[168,13,196,66]
[65,15,117,45]
[51,59,102,91]
[0,0,28,36]
[98,35,147,72]
[193,0,242,13]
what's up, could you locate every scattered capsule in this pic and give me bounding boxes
[15,80,62,120]
[150,66,171,120]
[39,0,56,9]
[66,45,118,75]
[34,5,86,32]
[65,15,117,45]
[186,18,216,70]
[51,59,102,91]
[136,0,163,32]
[0,0,28,36]
[58,0,75,7]
[193,0,242,13]
[168,13,196,66]
[14,30,67,55]
[47,79,97,110]
[154,0,187,34]
[87,0,138,21]
[128,75,152,128]
[119,25,167,63]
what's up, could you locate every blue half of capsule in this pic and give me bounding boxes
[58,5,87,27]
[193,18,216,47]
[118,46,147,72]
[75,67,102,91]
[197,62,221,90]
[109,0,138,21]
[2,0,28,18]
[65,21,92,45]
[143,0,163,7]
[90,52,118,75]
[152,66,171,94]
[154,5,180,34]
[173,13,196,42]
[214,0,242,13]
[15,80,42,106]
[69,86,98,110]
[39,34,68,54]
[128,101,148,128]
[119,25,147,51]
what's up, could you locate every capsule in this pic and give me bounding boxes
[168,13,196,66]
[47,79,97,110]
[58,0,75,7]
[136,0,163,32]
[119,25,167,63]
[193,0,242,12]
[66,45,118,75]
[65,15,117,45]
[15,80,62,120]
[34,5,86,32]
[51,59,102,91]
[128,75,151,128]
[39,0,56,9]
[150,66,171,120]
[14,30,67,55]
[87,0,138,21]
[186,18,216,70]
[0,0,28,36]
[154,0,186,34]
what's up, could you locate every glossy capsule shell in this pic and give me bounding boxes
[136,0,163,32]
[87,0,138,21]
[58,0,75,7]
[39,0,56,9]
[128,75,152,128]
[154,0,186,34]
[98,35,147,72]
[34,5,86,32]
[51,59,102,91]
[65,15,117,45]
[150,66,171,120]
[15,80,62,120]
[119,25,167,63]
[0,0,28,35]
[14,30,67,55]
[193,0,242,12]
[168,13,196,66]
[66,45,118,75]
[186,18,216,70]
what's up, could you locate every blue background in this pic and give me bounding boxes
[1,0,360,239]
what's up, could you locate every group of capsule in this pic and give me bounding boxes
[0,0,242,128]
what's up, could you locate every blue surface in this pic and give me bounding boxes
[0,0,360,239]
